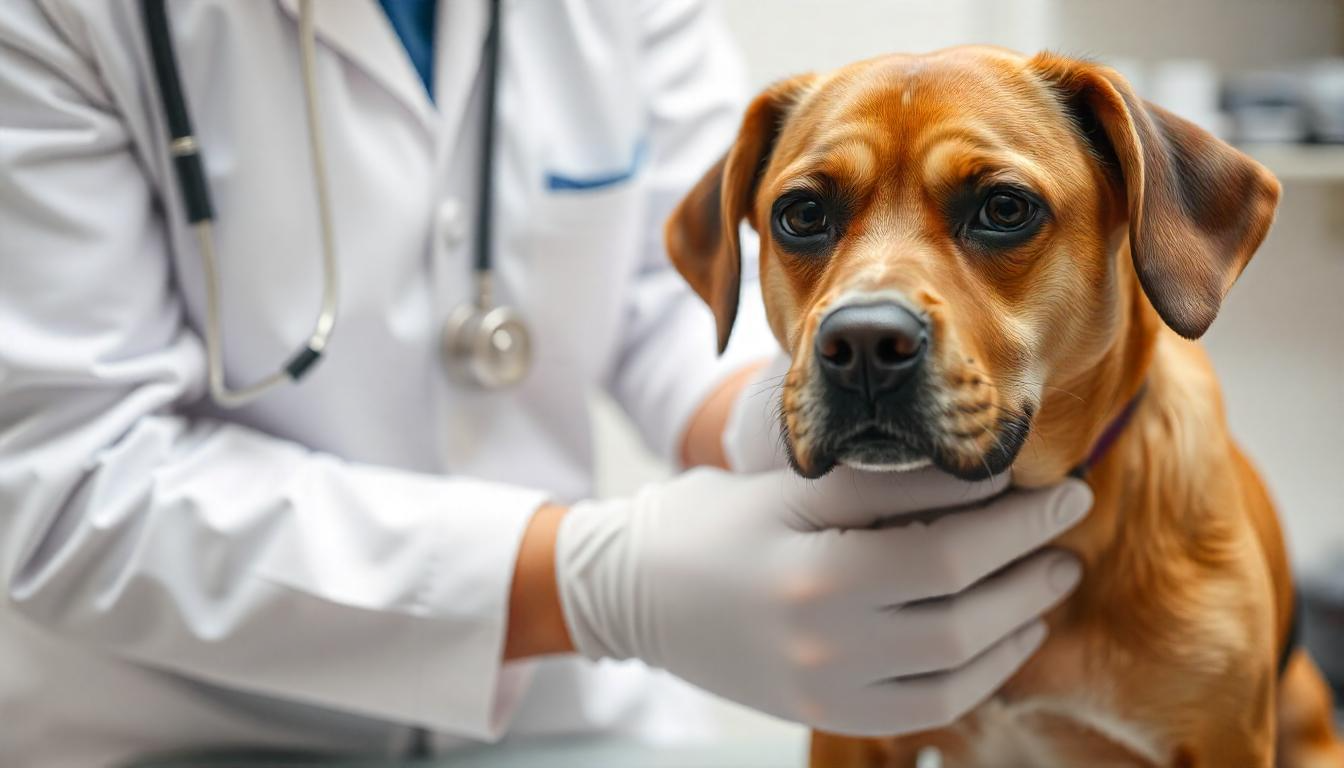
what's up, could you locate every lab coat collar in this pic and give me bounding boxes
[274,0,446,135]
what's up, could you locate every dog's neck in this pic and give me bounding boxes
[1013,246,1246,574]
[1068,383,1147,478]
[1011,247,1160,488]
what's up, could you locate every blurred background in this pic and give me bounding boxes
[590,0,1344,753]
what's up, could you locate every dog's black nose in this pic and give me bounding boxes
[815,302,927,397]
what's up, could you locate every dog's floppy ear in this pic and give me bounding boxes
[665,75,816,353]
[1030,54,1281,339]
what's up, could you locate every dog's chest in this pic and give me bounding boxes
[913,695,1168,768]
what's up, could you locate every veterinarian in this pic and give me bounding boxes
[0,1,1092,765]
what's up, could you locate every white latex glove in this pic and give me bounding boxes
[556,467,1091,737]
[722,352,792,472]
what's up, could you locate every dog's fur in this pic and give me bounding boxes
[665,47,1343,767]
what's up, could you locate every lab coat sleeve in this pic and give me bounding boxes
[605,0,779,464]
[0,2,542,739]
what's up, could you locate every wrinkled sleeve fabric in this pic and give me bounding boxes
[605,0,776,464]
[0,1,544,739]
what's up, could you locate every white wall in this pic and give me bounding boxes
[1051,0,1342,71]
[719,0,1057,87]
[1202,185,1344,568]
[718,0,1343,90]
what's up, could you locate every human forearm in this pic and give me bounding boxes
[680,360,769,468]
[503,503,574,660]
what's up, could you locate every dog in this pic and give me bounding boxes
[664,46,1343,768]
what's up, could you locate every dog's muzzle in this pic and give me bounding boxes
[790,299,938,474]
[814,301,928,399]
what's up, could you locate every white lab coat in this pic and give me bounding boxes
[0,0,774,765]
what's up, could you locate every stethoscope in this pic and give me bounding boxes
[142,0,530,408]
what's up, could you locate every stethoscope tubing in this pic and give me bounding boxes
[143,0,518,404]
[142,0,339,408]
[475,0,502,277]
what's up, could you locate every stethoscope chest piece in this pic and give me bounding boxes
[442,293,532,390]
[441,0,529,391]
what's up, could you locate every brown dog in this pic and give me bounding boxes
[665,47,1343,768]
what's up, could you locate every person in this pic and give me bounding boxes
[0,1,1092,765]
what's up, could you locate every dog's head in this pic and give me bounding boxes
[667,47,1279,481]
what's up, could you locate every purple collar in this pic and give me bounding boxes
[1070,384,1147,477]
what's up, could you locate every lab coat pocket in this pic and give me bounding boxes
[521,174,647,379]
[544,141,647,192]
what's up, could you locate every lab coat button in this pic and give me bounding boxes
[439,200,466,247]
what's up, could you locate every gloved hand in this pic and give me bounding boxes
[556,466,1091,737]
[721,352,792,472]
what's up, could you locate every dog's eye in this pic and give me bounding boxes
[953,184,1046,250]
[777,197,829,239]
[978,191,1036,231]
